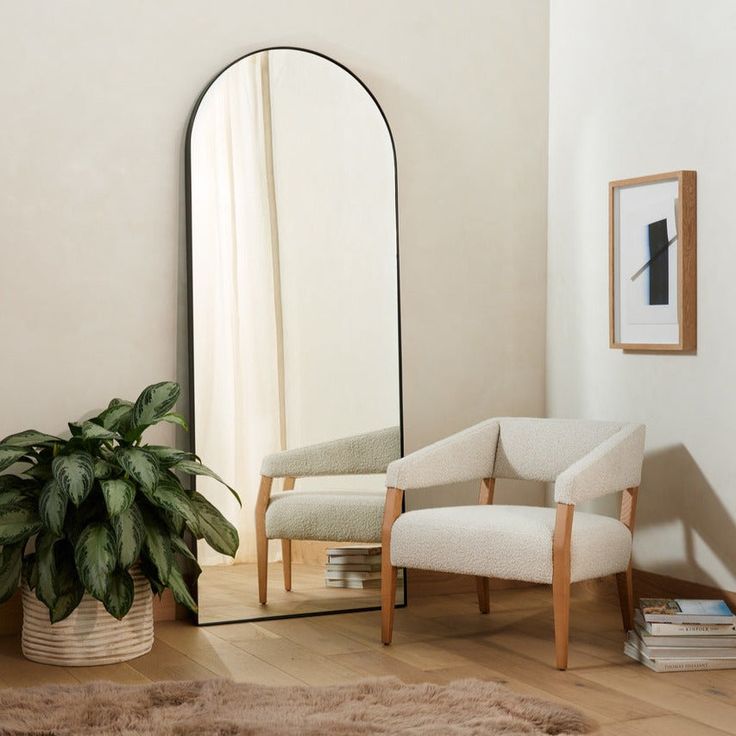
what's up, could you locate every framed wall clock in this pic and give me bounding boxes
[609,170,697,352]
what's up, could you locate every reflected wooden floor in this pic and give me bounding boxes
[1,585,735,734]
[197,562,402,624]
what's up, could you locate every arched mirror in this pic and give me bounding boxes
[187,48,403,624]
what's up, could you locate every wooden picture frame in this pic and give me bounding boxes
[609,170,696,352]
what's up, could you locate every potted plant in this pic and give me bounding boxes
[0,381,239,665]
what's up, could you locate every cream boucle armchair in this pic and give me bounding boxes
[256,426,401,604]
[380,417,645,670]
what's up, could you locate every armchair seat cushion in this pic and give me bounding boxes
[390,505,632,584]
[265,491,384,542]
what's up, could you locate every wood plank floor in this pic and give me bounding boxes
[1,585,735,734]
[197,561,402,623]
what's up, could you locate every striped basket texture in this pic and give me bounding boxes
[21,566,154,667]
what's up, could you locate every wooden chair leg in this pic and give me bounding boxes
[553,503,574,670]
[552,575,571,670]
[476,576,490,614]
[474,479,494,615]
[616,565,634,631]
[381,487,404,645]
[256,528,268,605]
[381,564,398,645]
[281,539,292,592]
[617,486,639,632]
[255,476,273,605]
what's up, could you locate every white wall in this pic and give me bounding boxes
[547,0,736,590]
[0,1,549,509]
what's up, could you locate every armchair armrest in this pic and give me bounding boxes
[385,419,499,490]
[554,423,645,504]
[260,426,400,478]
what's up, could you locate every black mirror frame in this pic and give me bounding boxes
[184,46,405,625]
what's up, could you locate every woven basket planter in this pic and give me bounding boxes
[21,566,154,667]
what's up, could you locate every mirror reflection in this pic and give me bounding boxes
[188,48,403,623]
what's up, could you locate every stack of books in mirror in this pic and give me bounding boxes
[625,598,736,672]
[324,544,403,589]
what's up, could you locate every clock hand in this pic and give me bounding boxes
[630,234,677,281]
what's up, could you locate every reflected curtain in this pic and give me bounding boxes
[190,52,284,565]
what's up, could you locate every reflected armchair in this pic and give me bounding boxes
[380,417,645,669]
[256,426,401,604]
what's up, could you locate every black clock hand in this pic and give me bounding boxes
[630,233,677,281]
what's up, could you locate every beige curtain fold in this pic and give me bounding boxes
[260,53,288,454]
[190,53,285,565]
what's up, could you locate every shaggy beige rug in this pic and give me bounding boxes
[0,677,592,735]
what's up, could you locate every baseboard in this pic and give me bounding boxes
[407,567,736,607]
[0,589,180,636]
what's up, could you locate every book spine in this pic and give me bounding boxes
[653,658,736,672]
[326,570,403,580]
[647,621,736,635]
[639,634,736,647]
[625,643,736,672]
[645,615,734,625]
[327,557,383,565]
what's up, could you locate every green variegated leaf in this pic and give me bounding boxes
[170,535,201,574]
[138,553,165,596]
[109,398,133,408]
[35,532,59,610]
[145,475,198,532]
[0,430,62,448]
[61,494,99,549]
[167,564,197,612]
[94,458,115,479]
[0,502,41,544]
[52,452,95,506]
[22,552,38,590]
[68,422,84,437]
[0,541,24,604]
[174,460,241,506]
[111,503,145,569]
[39,479,68,535]
[144,446,195,467]
[159,413,189,431]
[133,382,180,428]
[0,488,30,510]
[161,508,185,536]
[116,448,158,491]
[80,421,120,441]
[95,402,134,432]
[100,478,136,517]
[103,568,134,619]
[141,509,172,583]
[0,478,37,509]
[23,462,53,481]
[0,446,28,472]
[191,492,239,557]
[0,475,35,491]
[74,523,116,600]
[49,550,85,623]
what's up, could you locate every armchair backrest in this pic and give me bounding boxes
[492,417,645,505]
[493,418,623,482]
[385,417,645,504]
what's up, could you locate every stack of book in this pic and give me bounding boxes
[625,598,736,672]
[324,544,403,589]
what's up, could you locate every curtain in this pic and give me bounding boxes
[190,53,284,565]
